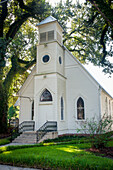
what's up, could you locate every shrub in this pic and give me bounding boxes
[44,135,86,143]
[77,114,113,149]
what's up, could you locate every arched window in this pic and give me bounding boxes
[61,97,64,120]
[31,101,34,120]
[77,97,85,120]
[40,89,52,102]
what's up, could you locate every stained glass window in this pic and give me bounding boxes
[40,89,52,102]
[77,97,85,120]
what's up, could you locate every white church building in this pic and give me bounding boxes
[18,16,113,136]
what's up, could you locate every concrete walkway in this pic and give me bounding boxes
[0,142,35,147]
[0,165,42,170]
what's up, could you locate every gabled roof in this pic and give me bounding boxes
[37,16,57,26]
[64,45,113,99]
[17,66,36,95]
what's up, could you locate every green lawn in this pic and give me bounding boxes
[0,142,113,169]
[0,138,10,146]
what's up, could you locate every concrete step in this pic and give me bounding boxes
[12,131,37,144]
[12,131,58,144]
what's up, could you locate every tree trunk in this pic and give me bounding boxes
[0,83,8,133]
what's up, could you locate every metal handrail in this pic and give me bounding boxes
[11,121,35,141]
[36,121,57,142]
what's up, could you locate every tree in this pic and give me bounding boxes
[85,0,113,73]
[0,0,50,133]
[52,0,113,73]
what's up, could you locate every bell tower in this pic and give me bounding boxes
[34,16,67,131]
[36,16,64,76]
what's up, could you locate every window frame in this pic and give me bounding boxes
[60,96,65,121]
[40,89,53,103]
[40,30,54,43]
[76,97,85,121]
[31,100,34,120]
[42,55,50,63]
[41,53,51,65]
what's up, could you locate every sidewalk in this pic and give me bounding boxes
[0,142,35,147]
[0,165,42,170]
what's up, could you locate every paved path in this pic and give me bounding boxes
[0,143,35,147]
[0,165,41,170]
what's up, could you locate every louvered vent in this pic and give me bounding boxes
[48,30,54,41]
[40,32,46,43]
[57,32,62,44]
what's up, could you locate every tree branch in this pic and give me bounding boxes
[17,0,33,12]
[100,23,108,64]
[6,13,30,43]
[87,0,113,27]
[0,0,8,37]
[18,58,33,64]
[3,55,36,92]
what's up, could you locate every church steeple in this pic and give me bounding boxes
[34,16,66,130]
[37,16,63,45]
[36,16,64,76]
[37,16,57,26]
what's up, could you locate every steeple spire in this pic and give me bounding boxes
[37,16,57,26]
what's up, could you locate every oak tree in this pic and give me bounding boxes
[0,0,50,133]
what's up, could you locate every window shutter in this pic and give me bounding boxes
[57,32,61,44]
[48,30,54,41]
[40,32,46,43]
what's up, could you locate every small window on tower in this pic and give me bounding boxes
[40,32,46,42]
[42,55,50,63]
[57,32,62,44]
[48,30,54,41]
[59,56,62,64]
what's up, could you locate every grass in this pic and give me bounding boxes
[0,142,113,169]
[0,138,11,146]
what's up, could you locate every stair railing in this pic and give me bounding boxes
[36,121,57,142]
[11,121,35,141]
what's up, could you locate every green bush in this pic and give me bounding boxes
[77,114,113,149]
[44,135,88,143]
